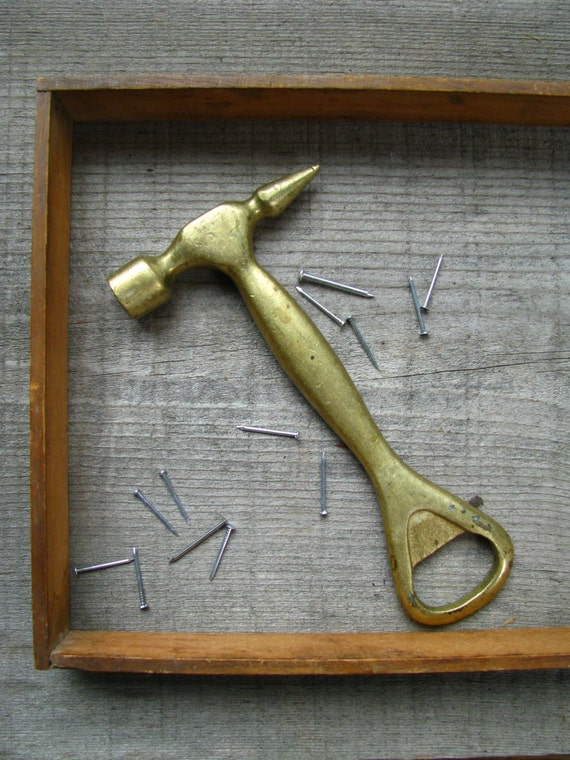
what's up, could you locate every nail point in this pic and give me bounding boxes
[421,254,444,311]
[298,268,374,298]
[296,286,346,326]
[408,276,429,337]
[345,316,380,370]
[237,425,299,439]
[210,523,235,581]
[169,518,229,564]
[159,469,190,526]
[134,489,180,536]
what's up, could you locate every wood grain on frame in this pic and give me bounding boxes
[30,91,73,669]
[51,628,570,675]
[38,75,570,125]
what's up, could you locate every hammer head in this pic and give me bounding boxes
[107,166,320,319]
[107,254,173,319]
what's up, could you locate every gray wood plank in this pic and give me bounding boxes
[1,1,569,758]
[67,119,569,635]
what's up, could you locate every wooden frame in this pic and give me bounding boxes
[31,75,570,673]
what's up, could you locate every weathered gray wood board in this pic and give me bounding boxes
[2,1,569,758]
[67,119,569,636]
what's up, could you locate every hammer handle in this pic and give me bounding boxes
[108,164,513,626]
[232,260,514,626]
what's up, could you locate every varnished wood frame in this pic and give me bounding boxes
[31,75,570,673]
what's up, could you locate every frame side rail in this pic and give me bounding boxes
[50,628,570,675]
[30,91,73,669]
[36,75,570,126]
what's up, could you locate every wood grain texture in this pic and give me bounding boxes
[37,75,570,125]
[51,628,570,675]
[3,0,570,758]
[30,91,73,668]
[66,117,569,639]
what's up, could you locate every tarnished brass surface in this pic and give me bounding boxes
[108,167,514,626]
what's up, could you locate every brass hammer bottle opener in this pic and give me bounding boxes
[108,166,513,626]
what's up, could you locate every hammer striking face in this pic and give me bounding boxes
[107,167,513,626]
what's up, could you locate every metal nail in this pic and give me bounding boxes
[320,451,328,517]
[74,557,134,575]
[159,469,190,525]
[134,489,180,536]
[169,518,229,564]
[132,546,149,611]
[408,276,429,337]
[295,286,346,326]
[210,523,235,580]
[298,268,374,298]
[421,254,444,311]
[237,425,299,440]
[345,315,380,370]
